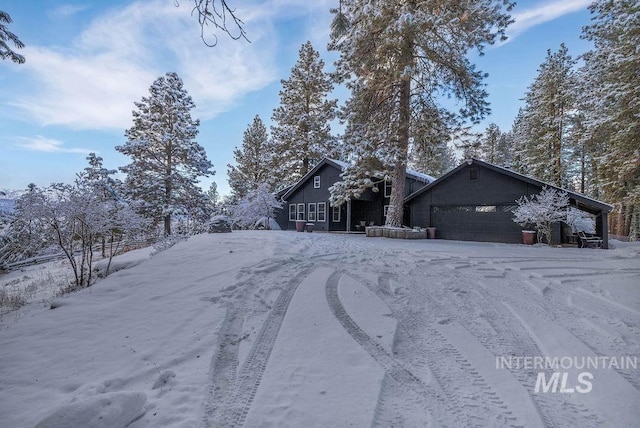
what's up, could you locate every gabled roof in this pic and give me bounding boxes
[281,157,436,200]
[404,158,613,214]
[281,158,347,200]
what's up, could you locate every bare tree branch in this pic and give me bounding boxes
[175,0,249,46]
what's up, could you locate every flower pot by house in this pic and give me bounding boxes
[295,220,306,232]
[427,227,436,239]
[522,230,535,245]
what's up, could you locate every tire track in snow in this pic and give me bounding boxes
[452,258,610,427]
[203,267,314,428]
[203,308,243,426]
[475,258,640,394]
[373,271,535,428]
[325,271,466,427]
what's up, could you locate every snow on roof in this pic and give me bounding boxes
[327,158,435,183]
[406,168,436,183]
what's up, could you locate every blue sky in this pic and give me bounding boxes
[0,0,594,196]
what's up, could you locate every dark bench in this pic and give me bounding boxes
[578,231,602,248]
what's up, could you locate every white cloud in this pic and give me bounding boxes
[12,0,331,130]
[49,4,91,17]
[507,0,592,39]
[15,136,92,154]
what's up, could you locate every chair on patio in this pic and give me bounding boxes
[578,231,603,248]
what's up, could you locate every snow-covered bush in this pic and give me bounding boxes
[512,187,569,245]
[231,184,283,230]
[565,207,595,234]
[207,215,232,233]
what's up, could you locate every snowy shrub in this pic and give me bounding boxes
[512,187,569,245]
[151,234,187,256]
[566,207,595,234]
[207,215,232,233]
[231,184,283,230]
[0,288,26,312]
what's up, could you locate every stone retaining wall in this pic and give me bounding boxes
[365,226,428,239]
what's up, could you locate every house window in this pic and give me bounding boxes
[297,203,305,220]
[289,204,297,221]
[332,205,341,222]
[383,205,390,217]
[469,168,478,181]
[384,180,392,198]
[308,203,316,221]
[318,202,326,222]
[313,176,321,189]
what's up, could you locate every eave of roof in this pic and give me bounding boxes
[404,158,613,214]
[281,157,436,200]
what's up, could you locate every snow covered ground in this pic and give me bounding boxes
[1,231,639,427]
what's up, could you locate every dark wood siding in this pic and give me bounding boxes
[409,164,544,243]
[280,163,342,232]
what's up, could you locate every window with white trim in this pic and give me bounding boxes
[383,205,390,217]
[289,204,296,221]
[297,203,305,220]
[384,180,392,198]
[317,202,326,222]
[313,176,320,189]
[332,205,341,222]
[308,203,316,221]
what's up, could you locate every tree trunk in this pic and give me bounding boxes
[165,139,173,236]
[386,33,412,228]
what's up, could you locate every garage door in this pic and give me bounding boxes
[430,205,522,243]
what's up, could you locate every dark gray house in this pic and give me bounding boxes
[404,158,613,248]
[276,158,435,232]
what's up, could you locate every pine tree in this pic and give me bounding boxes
[271,41,338,185]
[478,123,511,165]
[517,44,577,187]
[330,0,513,226]
[408,106,457,177]
[227,115,274,202]
[117,72,214,236]
[0,11,25,64]
[579,0,640,237]
[207,181,220,213]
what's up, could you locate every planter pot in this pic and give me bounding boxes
[295,220,306,232]
[522,230,535,245]
[427,227,436,239]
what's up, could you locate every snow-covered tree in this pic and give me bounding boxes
[579,0,640,237]
[477,123,512,166]
[0,10,25,64]
[231,183,283,230]
[0,184,50,265]
[512,187,569,245]
[408,106,457,177]
[329,0,513,227]
[228,115,275,202]
[117,72,214,236]
[206,181,220,213]
[271,41,338,185]
[515,44,577,187]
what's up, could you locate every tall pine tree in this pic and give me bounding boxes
[408,105,457,177]
[330,0,513,226]
[515,44,577,187]
[579,0,640,237]
[271,41,338,185]
[117,72,214,236]
[478,123,512,166]
[227,115,275,202]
